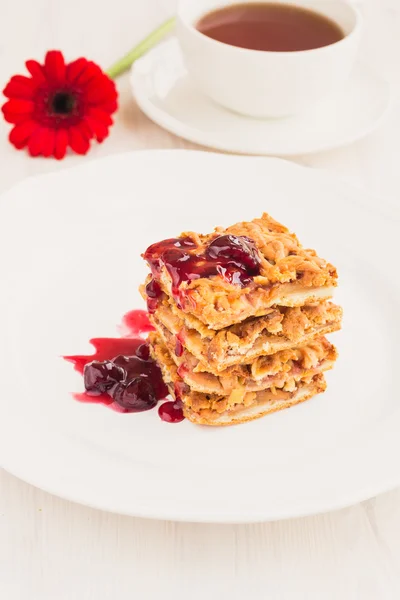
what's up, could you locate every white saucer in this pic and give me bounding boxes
[130,38,392,156]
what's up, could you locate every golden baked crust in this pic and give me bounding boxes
[151,312,336,395]
[185,378,327,426]
[143,286,342,371]
[142,213,338,329]
[149,333,327,426]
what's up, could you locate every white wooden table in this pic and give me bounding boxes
[1,1,400,598]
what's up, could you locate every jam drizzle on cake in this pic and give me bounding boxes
[143,234,261,309]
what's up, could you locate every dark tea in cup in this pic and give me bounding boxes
[196,2,345,52]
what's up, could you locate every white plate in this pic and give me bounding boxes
[0,150,399,523]
[130,38,392,156]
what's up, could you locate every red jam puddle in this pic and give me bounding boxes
[64,309,184,423]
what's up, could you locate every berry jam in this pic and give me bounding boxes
[143,234,261,307]
[121,309,155,336]
[177,363,188,379]
[113,378,157,412]
[135,343,150,361]
[206,235,260,273]
[64,309,181,419]
[174,381,189,401]
[84,360,125,395]
[158,400,185,423]
[144,236,197,274]
[65,337,145,375]
[175,337,184,357]
[145,278,163,314]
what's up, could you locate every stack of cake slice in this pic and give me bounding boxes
[141,213,342,426]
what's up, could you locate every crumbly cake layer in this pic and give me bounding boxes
[144,287,342,371]
[149,323,336,395]
[186,378,327,426]
[142,213,338,329]
[149,333,327,426]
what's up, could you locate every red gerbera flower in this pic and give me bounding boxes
[2,50,118,159]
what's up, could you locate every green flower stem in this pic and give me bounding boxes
[106,17,176,79]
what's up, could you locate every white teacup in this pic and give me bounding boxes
[176,0,362,118]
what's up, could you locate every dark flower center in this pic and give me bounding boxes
[51,92,75,115]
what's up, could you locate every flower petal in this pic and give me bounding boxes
[39,127,56,157]
[96,99,118,114]
[85,78,117,105]
[3,75,37,99]
[44,50,66,83]
[74,61,102,87]
[28,127,47,157]
[76,119,93,140]
[25,60,46,83]
[2,98,35,123]
[66,58,88,84]
[68,126,90,155]
[84,116,109,142]
[9,120,38,149]
[54,128,68,160]
[87,107,113,127]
